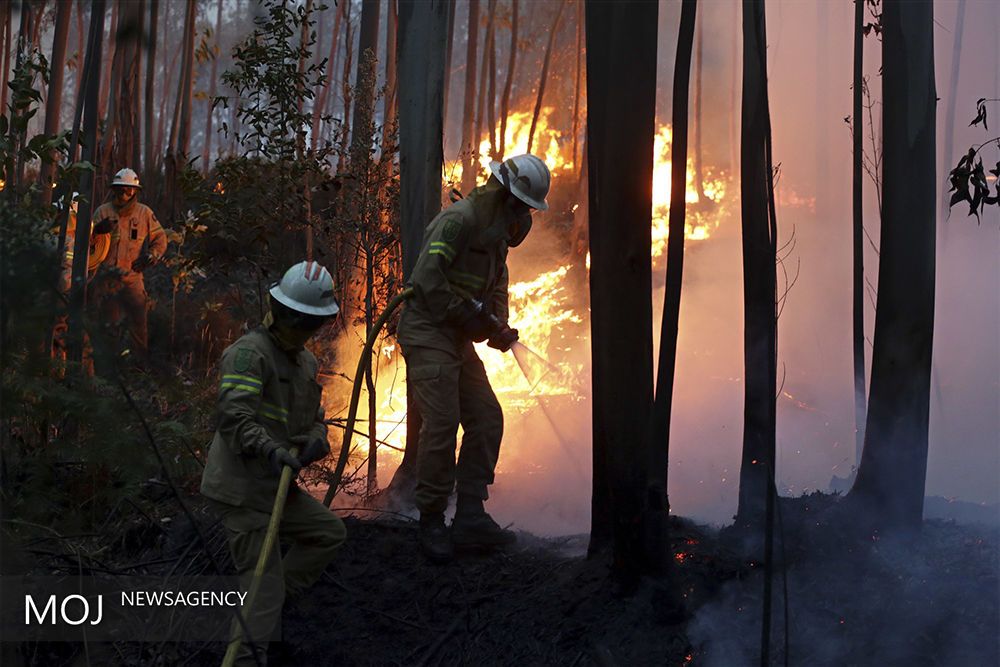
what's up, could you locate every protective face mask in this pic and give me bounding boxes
[505,196,533,247]
[264,311,316,350]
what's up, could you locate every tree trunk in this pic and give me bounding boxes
[0,3,11,118]
[203,0,224,172]
[97,1,117,127]
[735,0,778,530]
[852,0,867,469]
[40,0,72,206]
[585,0,657,588]
[442,0,455,139]
[527,0,565,156]
[459,0,479,194]
[940,0,966,220]
[474,6,495,173]
[850,0,936,533]
[109,0,142,173]
[142,0,157,176]
[570,0,579,170]
[350,0,380,168]
[68,0,108,369]
[498,0,518,160]
[647,0,697,573]
[336,0,354,173]
[312,0,345,153]
[486,0,497,159]
[692,7,705,201]
[381,0,398,155]
[378,0,449,508]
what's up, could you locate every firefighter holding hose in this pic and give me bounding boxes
[397,153,551,563]
[89,168,166,367]
[201,261,346,665]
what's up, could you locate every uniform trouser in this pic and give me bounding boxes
[92,274,149,360]
[209,491,346,666]
[401,342,504,515]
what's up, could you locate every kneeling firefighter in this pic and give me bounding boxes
[201,261,346,665]
[397,153,551,563]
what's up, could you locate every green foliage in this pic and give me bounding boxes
[948,98,1000,222]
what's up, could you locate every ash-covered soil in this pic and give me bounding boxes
[8,493,998,666]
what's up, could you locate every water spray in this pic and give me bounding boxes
[510,341,584,477]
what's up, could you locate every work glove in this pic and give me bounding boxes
[131,255,157,272]
[460,300,504,343]
[93,217,114,235]
[289,434,329,466]
[487,324,519,352]
[267,446,302,477]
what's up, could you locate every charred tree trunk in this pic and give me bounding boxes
[852,0,867,469]
[378,0,449,507]
[442,0,455,138]
[337,0,354,173]
[570,0,579,170]
[109,0,142,174]
[459,0,479,194]
[40,0,72,206]
[647,0,697,572]
[0,3,11,118]
[735,0,778,531]
[498,0,519,160]
[940,0,966,220]
[68,0,107,369]
[527,0,565,156]
[850,0,936,533]
[486,0,497,159]
[585,0,657,588]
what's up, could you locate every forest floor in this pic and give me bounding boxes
[5,491,998,667]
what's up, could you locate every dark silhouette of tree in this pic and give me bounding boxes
[735,0,778,530]
[526,0,566,156]
[850,0,937,532]
[202,0,224,172]
[39,0,72,206]
[67,0,108,368]
[585,0,657,587]
[379,0,450,506]
[498,0,518,160]
[852,0,867,467]
[144,0,158,179]
[459,0,479,194]
[647,0,697,572]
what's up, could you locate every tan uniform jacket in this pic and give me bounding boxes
[200,327,329,512]
[92,200,166,281]
[397,189,510,352]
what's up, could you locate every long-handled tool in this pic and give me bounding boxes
[221,446,300,667]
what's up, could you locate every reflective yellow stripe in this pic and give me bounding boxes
[258,401,288,423]
[446,268,485,286]
[220,374,262,393]
[429,241,456,260]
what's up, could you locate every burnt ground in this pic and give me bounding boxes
[5,492,998,666]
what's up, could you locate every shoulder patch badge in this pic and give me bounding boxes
[441,218,462,242]
[233,348,254,373]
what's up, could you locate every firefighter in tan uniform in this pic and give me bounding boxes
[201,261,346,665]
[397,154,551,563]
[90,168,166,364]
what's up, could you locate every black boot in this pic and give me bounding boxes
[452,495,516,548]
[418,512,453,564]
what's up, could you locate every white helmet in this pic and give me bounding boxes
[489,154,551,211]
[111,168,141,189]
[269,261,340,316]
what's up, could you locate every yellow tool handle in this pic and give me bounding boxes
[221,446,300,667]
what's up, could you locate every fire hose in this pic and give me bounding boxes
[221,446,300,667]
[322,287,415,507]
